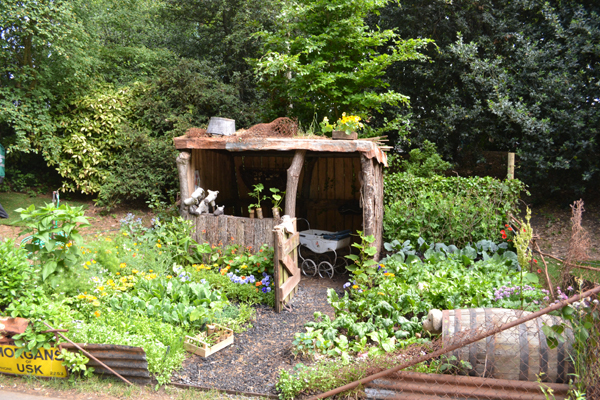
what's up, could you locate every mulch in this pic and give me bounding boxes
[172,275,348,395]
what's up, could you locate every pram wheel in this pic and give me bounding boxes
[302,259,317,277]
[318,261,334,279]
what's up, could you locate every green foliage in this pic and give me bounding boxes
[95,127,178,209]
[12,323,56,359]
[16,203,90,281]
[376,0,600,195]
[0,0,93,153]
[345,231,379,287]
[43,87,132,195]
[67,311,187,385]
[269,188,284,210]
[383,174,526,246]
[254,0,431,124]
[0,239,32,306]
[514,207,534,270]
[57,349,94,380]
[248,183,265,211]
[395,140,453,178]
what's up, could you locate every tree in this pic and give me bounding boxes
[0,0,93,152]
[254,0,431,124]
[377,0,600,194]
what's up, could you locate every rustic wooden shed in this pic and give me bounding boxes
[173,136,387,258]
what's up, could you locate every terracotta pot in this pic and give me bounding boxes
[256,207,263,219]
[249,209,255,219]
[272,207,281,219]
[332,130,358,140]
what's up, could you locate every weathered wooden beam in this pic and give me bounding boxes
[285,150,306,218]
[360,153,376,252]
[173,137,382,156]
[176,151,191,217]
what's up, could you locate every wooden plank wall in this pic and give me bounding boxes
[186,149,366,246]
[304,156,363,235]
[190,214,278,249]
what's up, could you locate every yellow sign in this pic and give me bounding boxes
[0,345,67,378]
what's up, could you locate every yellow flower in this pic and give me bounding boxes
[122,232,128,236]
[66,242,72,248]
[156,243,162,248]
[116,272,120,275]
[167,275,172,279]
[94,310,101,318]
[101,292,108,297]
[107,280,115,286]
[120,263,126,268]
[97,286,105,291]
[149,270,153,273]
[83,266,89,270]
[352,285,359,289]
[378,292,385,296]
[92,260,96,264]
[120,277,127,283]
[132,269,138,274]
[86,261,91,266]
[241,265,248,269]
[134,243,137,246]
[77,294,86,299]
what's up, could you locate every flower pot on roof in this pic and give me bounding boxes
[320,113,363,140]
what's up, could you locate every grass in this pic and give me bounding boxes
[0,192,87,226]
[0,374,256,400]
[543,258,600,288]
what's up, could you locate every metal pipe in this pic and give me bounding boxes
[41,321,133,386]
[308,284,600,400]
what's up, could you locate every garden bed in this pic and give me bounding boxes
[172,275,346,395]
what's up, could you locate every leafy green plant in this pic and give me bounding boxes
[269,187,285,210]
[57,349,94,380]
[345,231,378,287]
[514,207,534,270]
[394,140,453,178]
[12,322,56,359]
[0,238,32,306]
[16,203,90,281]
[320,113,364,135]
[383,174,527,247]
[248,183,265,211]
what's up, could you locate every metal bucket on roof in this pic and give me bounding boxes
[207,117,235,136]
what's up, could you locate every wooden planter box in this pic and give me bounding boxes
[184,325,234,358]
[332,130,358,140]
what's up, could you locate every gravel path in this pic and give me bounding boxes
[172,275,347,395]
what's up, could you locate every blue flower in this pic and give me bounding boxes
[343,282,351,289]
[262,287,268,293]
[200,279,207,284]
[266,287,271,293]
[262,272,268,277]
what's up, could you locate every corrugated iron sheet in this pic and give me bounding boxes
[365,371,571,400]
[60,343,151,385]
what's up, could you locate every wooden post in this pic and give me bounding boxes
[360,153,375,245]
[176,151,192,217]
[285,150,306,218]
[507,152,515,179]
[373,162,384,260]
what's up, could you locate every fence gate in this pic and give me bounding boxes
[273,218,300,313]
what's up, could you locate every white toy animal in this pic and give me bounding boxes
[205,190,219,208]
[183,197,198,206]
[197,201,210,214]
[188,205,200,215]
[191,187,205,201]
[213,205,224,216]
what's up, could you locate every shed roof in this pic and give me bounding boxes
[173,137,388,166]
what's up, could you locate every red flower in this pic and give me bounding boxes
[523,228,526,232]
[505,224,509,227]
[508,227,513,231]
[537,269,542,273]
[500,229,506,234]
[533,259,538,264]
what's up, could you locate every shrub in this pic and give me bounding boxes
[95,127,178,209]
[383,174,526,247]
[0,239,32,306]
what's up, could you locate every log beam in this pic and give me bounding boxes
[285,150,306,218]
[176,151,192,217]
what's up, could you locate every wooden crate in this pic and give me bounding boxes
[184,325,234,358]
